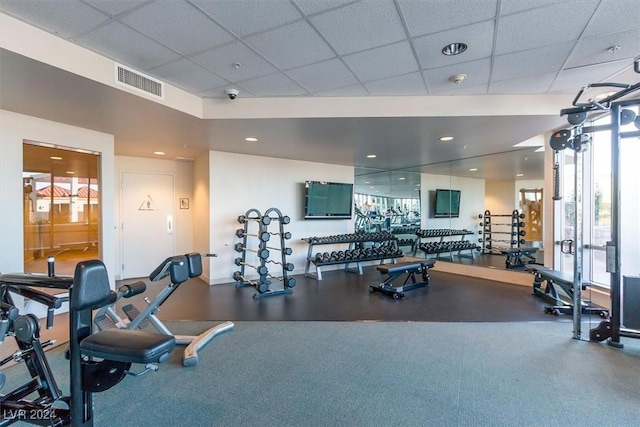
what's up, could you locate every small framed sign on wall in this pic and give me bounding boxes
[180,198,189,209]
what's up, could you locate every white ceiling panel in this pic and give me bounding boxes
[293,0,359,16]
[237,72,307,97]
[565,29,640,69]
[313,83,370,97]
[582,0,640,37]
[430,83,489,96]
[492,42,575,82]
[413,20,495,70]
[489,73,557,94]
[119,1,234,56]
[342,41,418,83]
[498,0,565,16]
[76,21,181,70]
[495,0,600,55]
[150,59,229,93]
[83,0,151,17]
[287,58,359,93]
[424,58,491,93]
[398,0,497,37]
[0,0,109,39]
[244,20,335,70]
[310,0,406,55]
[190,41,278,83]
[550,60,638,93]
[364,72,427,96]
[190,0,302,37]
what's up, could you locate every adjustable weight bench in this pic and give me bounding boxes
[370,259,436,299]
[501,247,540,269]
[529,266,608,317]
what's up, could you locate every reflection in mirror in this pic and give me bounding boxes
[354,168,421,241]
[393,147,545,270]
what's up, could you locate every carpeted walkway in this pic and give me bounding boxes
[3,321,639,426]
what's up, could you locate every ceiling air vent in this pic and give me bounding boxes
[115,63,164,99]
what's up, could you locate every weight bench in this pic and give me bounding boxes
[370,259,436,299]
[528,266,608,317]
[501,247,540,269]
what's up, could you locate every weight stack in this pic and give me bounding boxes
[622,275,640,329]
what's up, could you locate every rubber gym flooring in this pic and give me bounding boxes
[148,255,577,324]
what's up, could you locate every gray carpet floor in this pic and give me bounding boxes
[3,321,640,427]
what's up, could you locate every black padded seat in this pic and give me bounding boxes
[80,329,175,364]
[377,259,435,275]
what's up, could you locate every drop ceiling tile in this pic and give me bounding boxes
[239,73,308,97]
[495,0,600,55]
[492,42,575,81]
[429,82,488,96]
[499,0,565,16]
[310,0,406,55]
[190,41,278,82]
[0,0,109,39]
[286,58,358,93]
[489,73,557,94]
[398,0,497,37]
[343,41,419,82]
[566,29,640,69]
[294,0,358,15]
[150,59,229,93]
[423,58,491,93]
[364,72,427,96]
[119,1,234,55]
[550,60,635,93]
[190,0,302,37]
[83,0,150,17]
[413,20,494,70]
[582,0,640,37]
[77,21,181,70]
[244,20,335,70]
[312,83,369,96]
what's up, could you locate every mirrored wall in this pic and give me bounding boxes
[355,146,545,271]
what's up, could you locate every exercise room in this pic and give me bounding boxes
[1,2,639,426]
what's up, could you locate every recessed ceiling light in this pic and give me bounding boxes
[66,171,75,175]
[364,181,370,184]
[439,136,454,142]
[245,137,258,142]
[469,168,478,171]
[154,151,165,155]
[442,42,468,56]
[50,156,62,160]
[366,154,377,158]
[398,177,405,180]
[516,173,524,177]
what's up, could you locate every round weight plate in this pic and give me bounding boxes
[550,129,571,151]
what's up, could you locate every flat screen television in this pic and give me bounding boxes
[304,181,353,220]
[433,189,461,218]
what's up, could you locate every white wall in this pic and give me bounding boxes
[114,155,194,280]
[206,151,354,284]
[0,110,116,282]
[420,174,485,234]
[485,180,516,215]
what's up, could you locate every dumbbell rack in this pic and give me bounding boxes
[479,209,526,255]
[412,229,478,260]
[233,208,295,299]
[391,226,419,252]
[302,231,403,280]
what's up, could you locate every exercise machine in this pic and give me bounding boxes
[529,266,608,317]
[502,247,540,269]
[370,260,436,299]
[1,259,174,426]
[94,252,234,366]
[551,55,640,343]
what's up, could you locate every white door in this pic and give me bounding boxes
[121,172,175,279]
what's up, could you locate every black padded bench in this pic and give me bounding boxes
[501,247,540,269]
[528,266,608,317]
[370,259,436,299]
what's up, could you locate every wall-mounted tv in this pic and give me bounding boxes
[433,189,461,218]
[304,181,353,220]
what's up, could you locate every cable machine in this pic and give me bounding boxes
[551,55,640,344]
